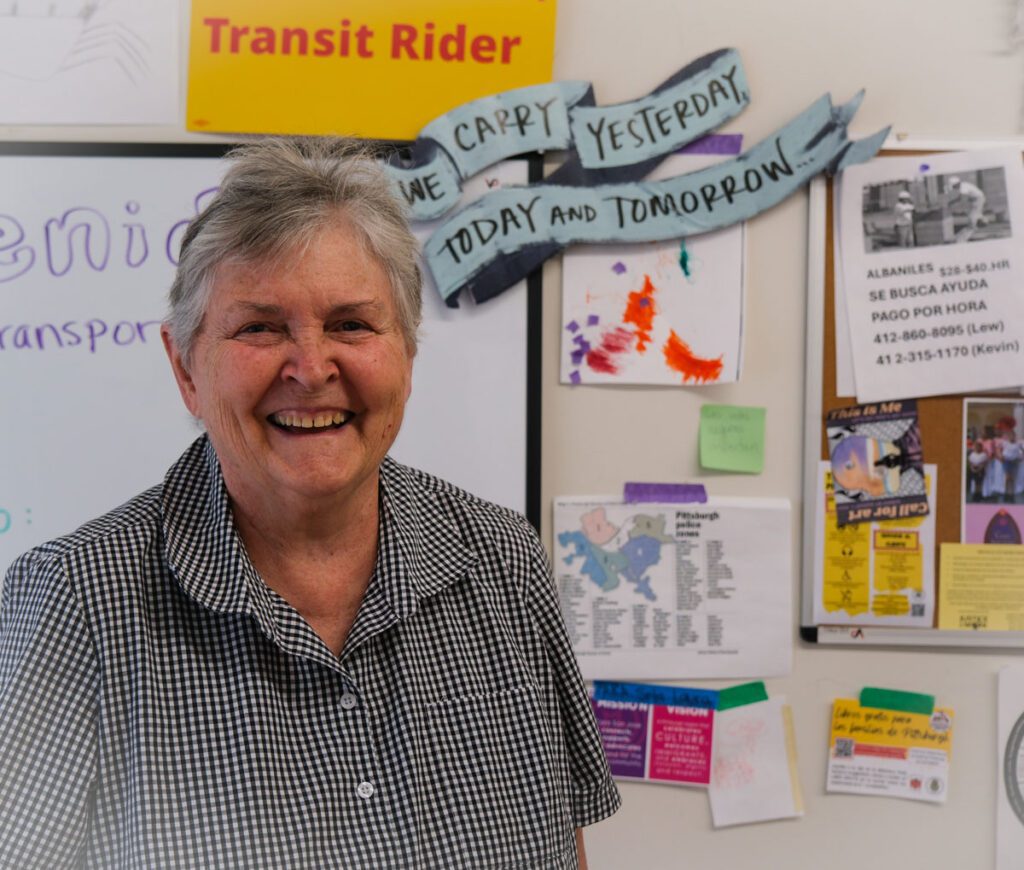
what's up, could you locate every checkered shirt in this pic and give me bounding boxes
[0,436,619,869]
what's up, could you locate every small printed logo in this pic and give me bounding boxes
[927,777,945,796]
[930,711,951,732]
[909,777,922,790]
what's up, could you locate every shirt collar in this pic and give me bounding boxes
[161,437,479,636]
[374,455,479,620]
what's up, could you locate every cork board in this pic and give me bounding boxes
[801,154,1023,647]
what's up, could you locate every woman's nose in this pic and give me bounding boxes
[282,333,339,389]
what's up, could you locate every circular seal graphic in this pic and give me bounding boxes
[1004,712,1024,825]
[930,710,951,732]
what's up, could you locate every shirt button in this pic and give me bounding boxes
[356,781,375,800]
[340,693,358,710]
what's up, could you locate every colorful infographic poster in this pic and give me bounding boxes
[554,496,791,680]
[827,693,953,803]
[812,461,937,628]
[589,682,718,787]
[838,148,1024,403]
[559,139,746,386]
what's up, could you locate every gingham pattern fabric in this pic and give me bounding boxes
[0,436,619,869]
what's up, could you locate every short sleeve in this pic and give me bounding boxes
[0,550,98,867]
[520,529,621,827]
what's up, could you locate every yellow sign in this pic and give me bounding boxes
[187,0,558,139]
[938,544,1024,631]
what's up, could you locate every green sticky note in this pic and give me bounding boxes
[716,681,769,710]
[699,404,766,473]
[860,687,934,716]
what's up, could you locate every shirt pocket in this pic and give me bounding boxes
[417,684,570,869]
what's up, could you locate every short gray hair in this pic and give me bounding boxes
[166,137,422,365]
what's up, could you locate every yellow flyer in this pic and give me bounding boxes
[826,696,953,803]
[938,544,1024,630]
[812,461,936,627]
[187,0,557,138]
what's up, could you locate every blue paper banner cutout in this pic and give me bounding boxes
[383,48,749,221]
[623,482,708,504]
[593,680,719,710]
[424,91,888,305]
[570,49,747,169]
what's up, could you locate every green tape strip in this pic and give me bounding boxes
[860,687,934,716]
[716,681,768,711]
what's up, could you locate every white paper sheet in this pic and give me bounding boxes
[0,0,178,125]
[560,151,745,387]
[708,697,803,828]
[998,666,1024,870]
[553,497,791,680]
[838,148,1024,402]
[832,182,858,397]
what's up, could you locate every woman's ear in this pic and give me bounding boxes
[161,325,201,418]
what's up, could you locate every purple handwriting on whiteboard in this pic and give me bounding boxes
[0,188,220,283]
[0,318,162,353]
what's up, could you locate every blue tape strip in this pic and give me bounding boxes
[592,680,719,709]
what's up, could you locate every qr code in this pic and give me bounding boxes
[911,604,924,617]
[834,738,855,759]
[959,614,987,629]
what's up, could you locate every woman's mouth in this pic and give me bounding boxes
[268,411,353,432]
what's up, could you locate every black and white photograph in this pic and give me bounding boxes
[861,166,1012,254]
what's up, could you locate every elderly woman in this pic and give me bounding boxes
[0,138,619,868]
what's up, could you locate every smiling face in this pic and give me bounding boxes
[162,218,412,516]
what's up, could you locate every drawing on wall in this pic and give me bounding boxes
[0,0,177,124]
[560,144,745,387]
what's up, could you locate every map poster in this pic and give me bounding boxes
[553,497,792,680]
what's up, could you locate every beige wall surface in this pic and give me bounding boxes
[5,1,1023,867]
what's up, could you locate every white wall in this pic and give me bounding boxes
[547,1,1023,867]
[5,1,1022,866]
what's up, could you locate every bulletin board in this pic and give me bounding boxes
[801,149,1024,648]
[0,143,542,579]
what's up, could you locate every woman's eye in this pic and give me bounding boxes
[238,323,274,335]
[336,320,368,332]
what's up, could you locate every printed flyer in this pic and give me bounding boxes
[554,496,791,680]
[838,148,1024,403]
[811,461,937,628]
[589,682,717,787]
[826,692,953,803]
[825,400,927,526]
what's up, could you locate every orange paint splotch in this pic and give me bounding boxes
[662,329,723,383]
[622,274,657,353]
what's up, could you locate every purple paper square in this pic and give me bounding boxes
[612,262,626,275]
[592,699,648,779]
[587,314,600,326]
[569,370,581,385]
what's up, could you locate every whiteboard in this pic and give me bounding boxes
[0,145,538,577]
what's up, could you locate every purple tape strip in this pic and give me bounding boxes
[623,482,708,504]
[677,133,743,157]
